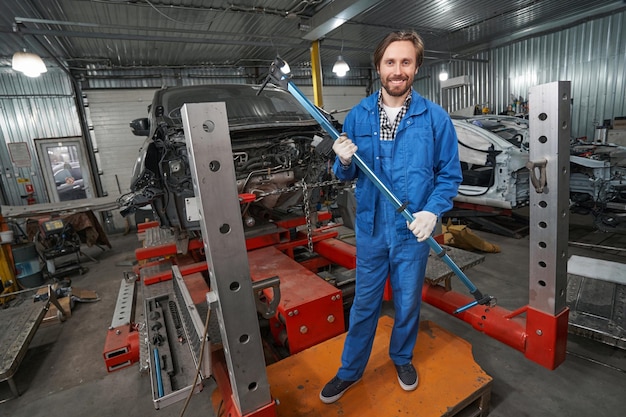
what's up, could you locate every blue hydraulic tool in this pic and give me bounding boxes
[259,57,495,314]
[153,348,164,397]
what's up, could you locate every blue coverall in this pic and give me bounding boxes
[333,89,462,381]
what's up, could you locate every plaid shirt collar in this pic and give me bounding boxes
[377,88,412,141]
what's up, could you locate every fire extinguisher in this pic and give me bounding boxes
[24,183,35,205]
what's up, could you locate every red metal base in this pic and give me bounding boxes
[103,324,139,372]
[313,237,356,269]
[422,282,569,370]
[248,246,345,354]
[422,283,526,352]
[137,220,160,232]
[453,201,513,216]
[135,237,204,262]
[212,351,277,417]
[525,306,569,370]
[141,259,208,285]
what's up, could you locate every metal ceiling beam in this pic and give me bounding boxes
[456,0,626,57]
[301,0,384,41]
[15,26,305,49]
[13,16,291,43]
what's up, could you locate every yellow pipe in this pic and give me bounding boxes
[0,244,18,305]
[310,40,324,108]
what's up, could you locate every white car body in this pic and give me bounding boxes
[452,116,530,210]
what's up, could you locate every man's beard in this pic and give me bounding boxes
[382,75,413,97]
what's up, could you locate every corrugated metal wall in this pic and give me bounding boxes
[488,10,626,140]
[0,69,80,205]
[83,88,158,231]
[417,10,626,141]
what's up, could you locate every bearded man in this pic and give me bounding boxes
[320,30,462,404]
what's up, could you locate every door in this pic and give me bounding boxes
[36,137,94,203]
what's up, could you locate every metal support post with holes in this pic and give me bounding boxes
[103,274,139,372]
[524,81,571,369]
[181,103,276,417]
[422,82,571,370]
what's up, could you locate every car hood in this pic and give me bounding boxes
[151,84,320,134]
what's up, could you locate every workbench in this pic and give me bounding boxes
[0,289,67,402]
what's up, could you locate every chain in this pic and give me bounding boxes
[253,178,342,253]
[255,179,342,198]
[302,181,314,252]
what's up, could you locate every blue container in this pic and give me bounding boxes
[12,243,44,287]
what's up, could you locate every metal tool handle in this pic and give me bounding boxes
[261,57,494,308]
[287,80,486,295]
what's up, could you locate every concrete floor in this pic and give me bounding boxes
[1,217,625,417]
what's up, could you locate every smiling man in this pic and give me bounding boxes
[320,31,462,404]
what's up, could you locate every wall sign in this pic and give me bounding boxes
[8,142,32,168]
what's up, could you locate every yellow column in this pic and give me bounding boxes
[310,40,324,108]
[0,216,18,303]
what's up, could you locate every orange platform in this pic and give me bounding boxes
[266,316,492,416]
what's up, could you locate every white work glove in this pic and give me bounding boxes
[407,211,437,242]
[333,134,358,166]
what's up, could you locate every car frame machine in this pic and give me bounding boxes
[103,80,571,417]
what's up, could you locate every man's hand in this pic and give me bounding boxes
[333,135,358,166]
[407,211,437,242]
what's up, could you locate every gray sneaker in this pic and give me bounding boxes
[319,376,360,404]
[395,363,418,391]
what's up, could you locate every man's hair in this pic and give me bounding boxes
[373,31,425,70]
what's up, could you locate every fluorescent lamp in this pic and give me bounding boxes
[332,55,350,77]
[12,51,47,77]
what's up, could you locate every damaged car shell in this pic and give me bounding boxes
[452,116,530,210]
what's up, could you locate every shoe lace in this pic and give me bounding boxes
[397,364,414,374]
[331,376,351,389]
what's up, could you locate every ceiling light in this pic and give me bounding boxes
[332,55,350,77]
[439,69,449,82]
[279,60,291,76]
[12,51,47,77]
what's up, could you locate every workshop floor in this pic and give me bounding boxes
[1,215,625,417]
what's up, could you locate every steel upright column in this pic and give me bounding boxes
[525,81,571,369]
[181,103,274,415]
[310,40,324,108]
